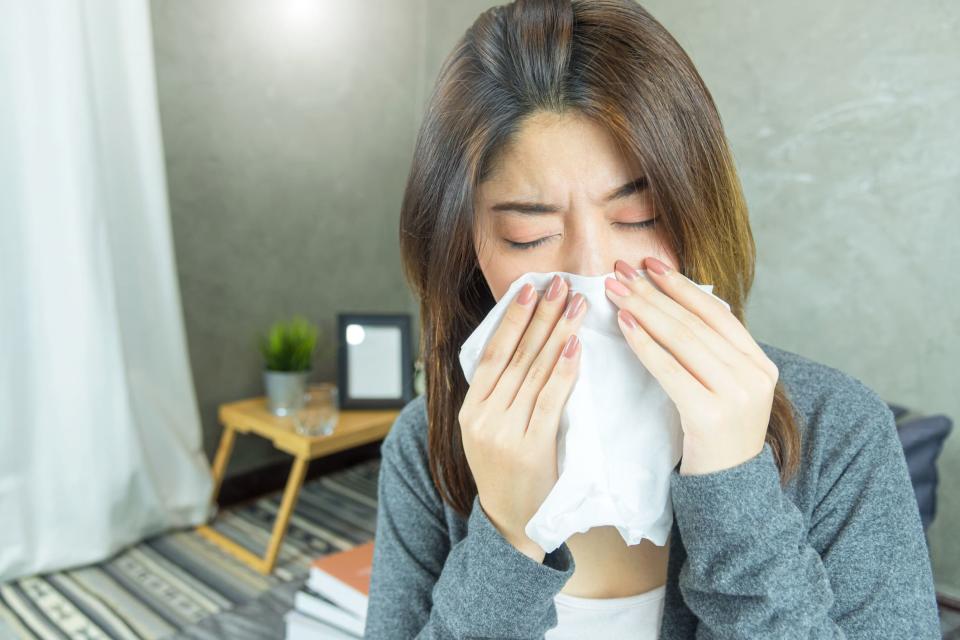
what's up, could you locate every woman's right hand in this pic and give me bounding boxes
[458,274,587,561]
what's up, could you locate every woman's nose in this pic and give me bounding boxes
[561,238,610,277]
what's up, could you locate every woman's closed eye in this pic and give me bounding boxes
[506,236,553,250]
[615,217,658,232]
[505,217,658,250]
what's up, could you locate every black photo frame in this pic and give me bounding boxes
[336,312,414,409]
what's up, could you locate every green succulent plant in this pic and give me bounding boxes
[258,314,319,372]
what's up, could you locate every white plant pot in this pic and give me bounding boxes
[263,369,311,416]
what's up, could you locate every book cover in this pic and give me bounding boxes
[306,540,374,619]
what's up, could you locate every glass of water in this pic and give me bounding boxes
[293,383,339,437]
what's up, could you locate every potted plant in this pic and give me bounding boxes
[258,314,319,416]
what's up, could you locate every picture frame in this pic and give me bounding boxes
[336,312,414,409]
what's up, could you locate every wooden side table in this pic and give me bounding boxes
[195,392,400,575]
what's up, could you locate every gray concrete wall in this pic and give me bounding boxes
[150,0,960,596]
[149,0,425,477]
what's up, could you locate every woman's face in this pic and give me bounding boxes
[473,110,678,302]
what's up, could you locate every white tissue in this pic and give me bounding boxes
[458,270,731,554]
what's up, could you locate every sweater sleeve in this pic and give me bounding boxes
[668,391,941,639]
[364,414,576,639]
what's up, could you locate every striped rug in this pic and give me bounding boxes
[0,458,381,639]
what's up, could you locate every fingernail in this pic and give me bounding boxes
[605,277,631,297]
[618,310,638,329]
[517,282,535,305]
[562,334,580,358]
[545,274,563,301]
[645,257,671,275]
[615,260,639,280]
[564,293,585,319]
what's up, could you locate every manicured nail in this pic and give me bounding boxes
[618,310,638,329]
[645,257,671,275]
[545,274,563,301]
[605,277,631,297]
[517,282,535,305]
[564,293,585,319]
[562,334,580,358]
[615,259,640,280]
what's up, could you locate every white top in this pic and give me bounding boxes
[545,584,666,639]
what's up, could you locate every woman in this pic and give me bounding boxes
[365,1,940,638]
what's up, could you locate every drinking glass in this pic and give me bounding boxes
[293,383,339,437]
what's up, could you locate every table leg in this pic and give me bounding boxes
[262,455,310,573]
[208,425,237,505]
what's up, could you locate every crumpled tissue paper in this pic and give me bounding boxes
[458,270,731,554]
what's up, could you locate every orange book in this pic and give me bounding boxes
[306,540,375,620]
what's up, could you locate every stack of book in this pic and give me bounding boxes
[284,540,375,639]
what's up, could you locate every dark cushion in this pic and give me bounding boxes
[887,402,953,531]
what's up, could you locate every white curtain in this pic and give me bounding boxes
[0,0,213,581]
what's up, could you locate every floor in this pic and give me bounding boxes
[0,459,380,639]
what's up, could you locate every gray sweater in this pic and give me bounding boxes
[364,341,940,639]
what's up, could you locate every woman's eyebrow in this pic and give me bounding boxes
[490,176,648,215]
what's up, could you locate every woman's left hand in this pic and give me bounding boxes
[604,256,779,476]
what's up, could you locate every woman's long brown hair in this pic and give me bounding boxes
[399,0,802,519]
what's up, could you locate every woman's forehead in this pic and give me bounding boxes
[479,112,642,197]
